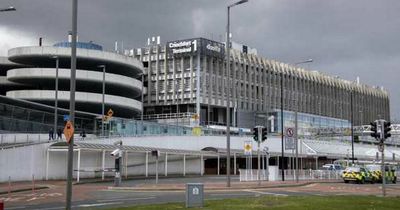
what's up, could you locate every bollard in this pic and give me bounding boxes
[8,176,11,198]
[32,174,35,194]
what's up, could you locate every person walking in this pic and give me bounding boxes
[57,128,62,140]
[49,128,54,141]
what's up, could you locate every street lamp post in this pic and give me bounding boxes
[226,0,248,188]
[0,6,16,12]
[53,56,59,139]
[98,65,106,137]
[66,0,77,209]
[292,59,313,182]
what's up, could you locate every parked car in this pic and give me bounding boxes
[342,166,374,184]
[365,164,397,184]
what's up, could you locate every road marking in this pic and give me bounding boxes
[78,202,123,207]
[209,193,253,197]
[97,196,156,202]
[6,207,26,210]
[242,189,288,196]
[32,207,64,210]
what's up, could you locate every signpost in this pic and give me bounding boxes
[63,121,74,144]
[285,128,295,150]
[107,108,114,118]
[244,141,252,156]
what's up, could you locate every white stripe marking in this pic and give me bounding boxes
[97,196,156,202]
[242,189,288,196]
[78,202,122,207]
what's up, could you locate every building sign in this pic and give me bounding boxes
[285,136,295,150]
[244,141,252,156]
[166,38,225,59]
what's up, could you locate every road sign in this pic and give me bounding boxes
[107,109,114,117]
[285,136,295,150]
[63,120,74,143]
[63,115,70,121]
[286,128,294,137]
[378,143,384,152]
[244,141,252,156]
[192,127,202,136]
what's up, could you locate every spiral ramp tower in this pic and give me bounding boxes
[1,41,144,118]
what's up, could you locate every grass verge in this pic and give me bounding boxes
[105,195,400,210]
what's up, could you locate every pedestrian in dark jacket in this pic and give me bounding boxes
[49,128,54,141]
[57,128,62,140]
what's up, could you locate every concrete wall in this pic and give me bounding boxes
[0,142,204,182]
[0,143,49,182]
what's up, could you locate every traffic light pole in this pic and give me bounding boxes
[381,146,386,196]
[257,127,262,186]
[379,120,386,197]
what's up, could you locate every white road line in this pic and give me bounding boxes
[242,189,288,196]
[209,193,253,197]
[32,207,64,210]
[78,202,123,207]
[6,207,27,210]
[97,196,156,202]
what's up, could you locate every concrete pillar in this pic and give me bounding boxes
[315,156,318,170]
[234,153,237,175]
[46,149,50,180]
[101,150,105,180]
[200,154,204,176]
[217,154,220,175]
[125,151,128,179]
[183,154,186,176]
[145,152,149,177]
[165,152,168,176]
[77,149,81,183]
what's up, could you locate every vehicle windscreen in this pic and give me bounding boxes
[345,167,360,172]
[366,165,380,171]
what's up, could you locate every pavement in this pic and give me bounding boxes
[1,176,400,209]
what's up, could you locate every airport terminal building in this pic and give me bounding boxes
[134,37,390,132]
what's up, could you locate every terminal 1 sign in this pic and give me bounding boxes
[166,38,225,59]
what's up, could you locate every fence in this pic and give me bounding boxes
[239,169,342,182]
[239,169,269,182]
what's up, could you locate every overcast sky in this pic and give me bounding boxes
[1,0,399,120]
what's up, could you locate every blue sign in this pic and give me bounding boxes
[63,115,70,121]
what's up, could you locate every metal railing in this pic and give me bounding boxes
[239,169,269,182]
[239,169,342,182]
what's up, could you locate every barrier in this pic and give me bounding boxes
[239,169,342,182]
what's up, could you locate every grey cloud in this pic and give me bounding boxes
[1,0,399,119]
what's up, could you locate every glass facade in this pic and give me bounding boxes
[105,118,249,137]
[53,41,103,51]
[271,109,351,137]
[0,103,95,133]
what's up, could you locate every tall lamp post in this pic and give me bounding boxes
[52,56,59,138]
[292,59,313,182]
[0,6,16,12]
[226,0,248,187]
[98,65,106,137]
[66,0,77,209]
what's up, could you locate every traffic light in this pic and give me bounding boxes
[370,121,379,139]
[383,121,391,139]
[261,127,267,142]
[253,127,258,142]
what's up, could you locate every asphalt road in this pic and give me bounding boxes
[3,176,400,210]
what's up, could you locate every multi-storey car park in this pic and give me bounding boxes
[134,37,390,134]
[0,40,143,133]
